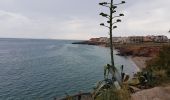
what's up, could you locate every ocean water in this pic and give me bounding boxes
[0,38,139,100]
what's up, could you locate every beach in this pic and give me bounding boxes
[131,57,152,70]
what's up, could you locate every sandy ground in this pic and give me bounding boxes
[131,86,170,100]
[131,57,152,70]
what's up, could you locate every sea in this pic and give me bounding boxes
[0,38,139,100]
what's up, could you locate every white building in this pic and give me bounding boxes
[98,37,109,42]
[128,36,144,43]
[154,35,168,43]
[112,37,121,43]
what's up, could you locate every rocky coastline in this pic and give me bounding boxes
[72,39,168,70]
[71,38,170,100]
[72,41,107,47]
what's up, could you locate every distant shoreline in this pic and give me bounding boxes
[72,40,165,71]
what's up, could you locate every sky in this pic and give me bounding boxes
[0,0,170,40]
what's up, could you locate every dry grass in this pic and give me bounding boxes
[95,85,131,100]
[153,69,167,78]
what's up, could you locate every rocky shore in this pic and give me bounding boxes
[114,44,161,69]
[72,41,107,46]
[72,39,170,100]
[72,40,165,70]
[114,43,162,56]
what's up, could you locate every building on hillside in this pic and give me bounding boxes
[118,37,130,44]
[110,37,132,44]
[128,36,144,43]
[111,37,130,44]
[112,37,122,43]
[90,38,100,42]
[154,35,168,43]
[98,37,108,43]
[143,35,154,42]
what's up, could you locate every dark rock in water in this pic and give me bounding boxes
[72,41,104,45]
[72,41,88,45]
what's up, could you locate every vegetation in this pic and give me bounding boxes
[145,45,170,85]
[95,84,131,100]
[95,0,128,99]
[92,45,170,100]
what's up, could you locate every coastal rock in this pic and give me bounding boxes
[72,41,107,46]
[72,41,98,45]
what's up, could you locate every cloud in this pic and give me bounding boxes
[50,18,105,40]
[115,0,170,37]
[0,0,170,39]
[0,10,104,40]
[0,10,31,34]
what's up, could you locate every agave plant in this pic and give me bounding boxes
[104,64,117,79]
[92,64,121,99]
[92,79,114,99]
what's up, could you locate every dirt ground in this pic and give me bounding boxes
[131,86,170,100]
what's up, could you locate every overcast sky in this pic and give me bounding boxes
[0,0,170,40]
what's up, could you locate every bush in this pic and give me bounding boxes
[145,45,170,85]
